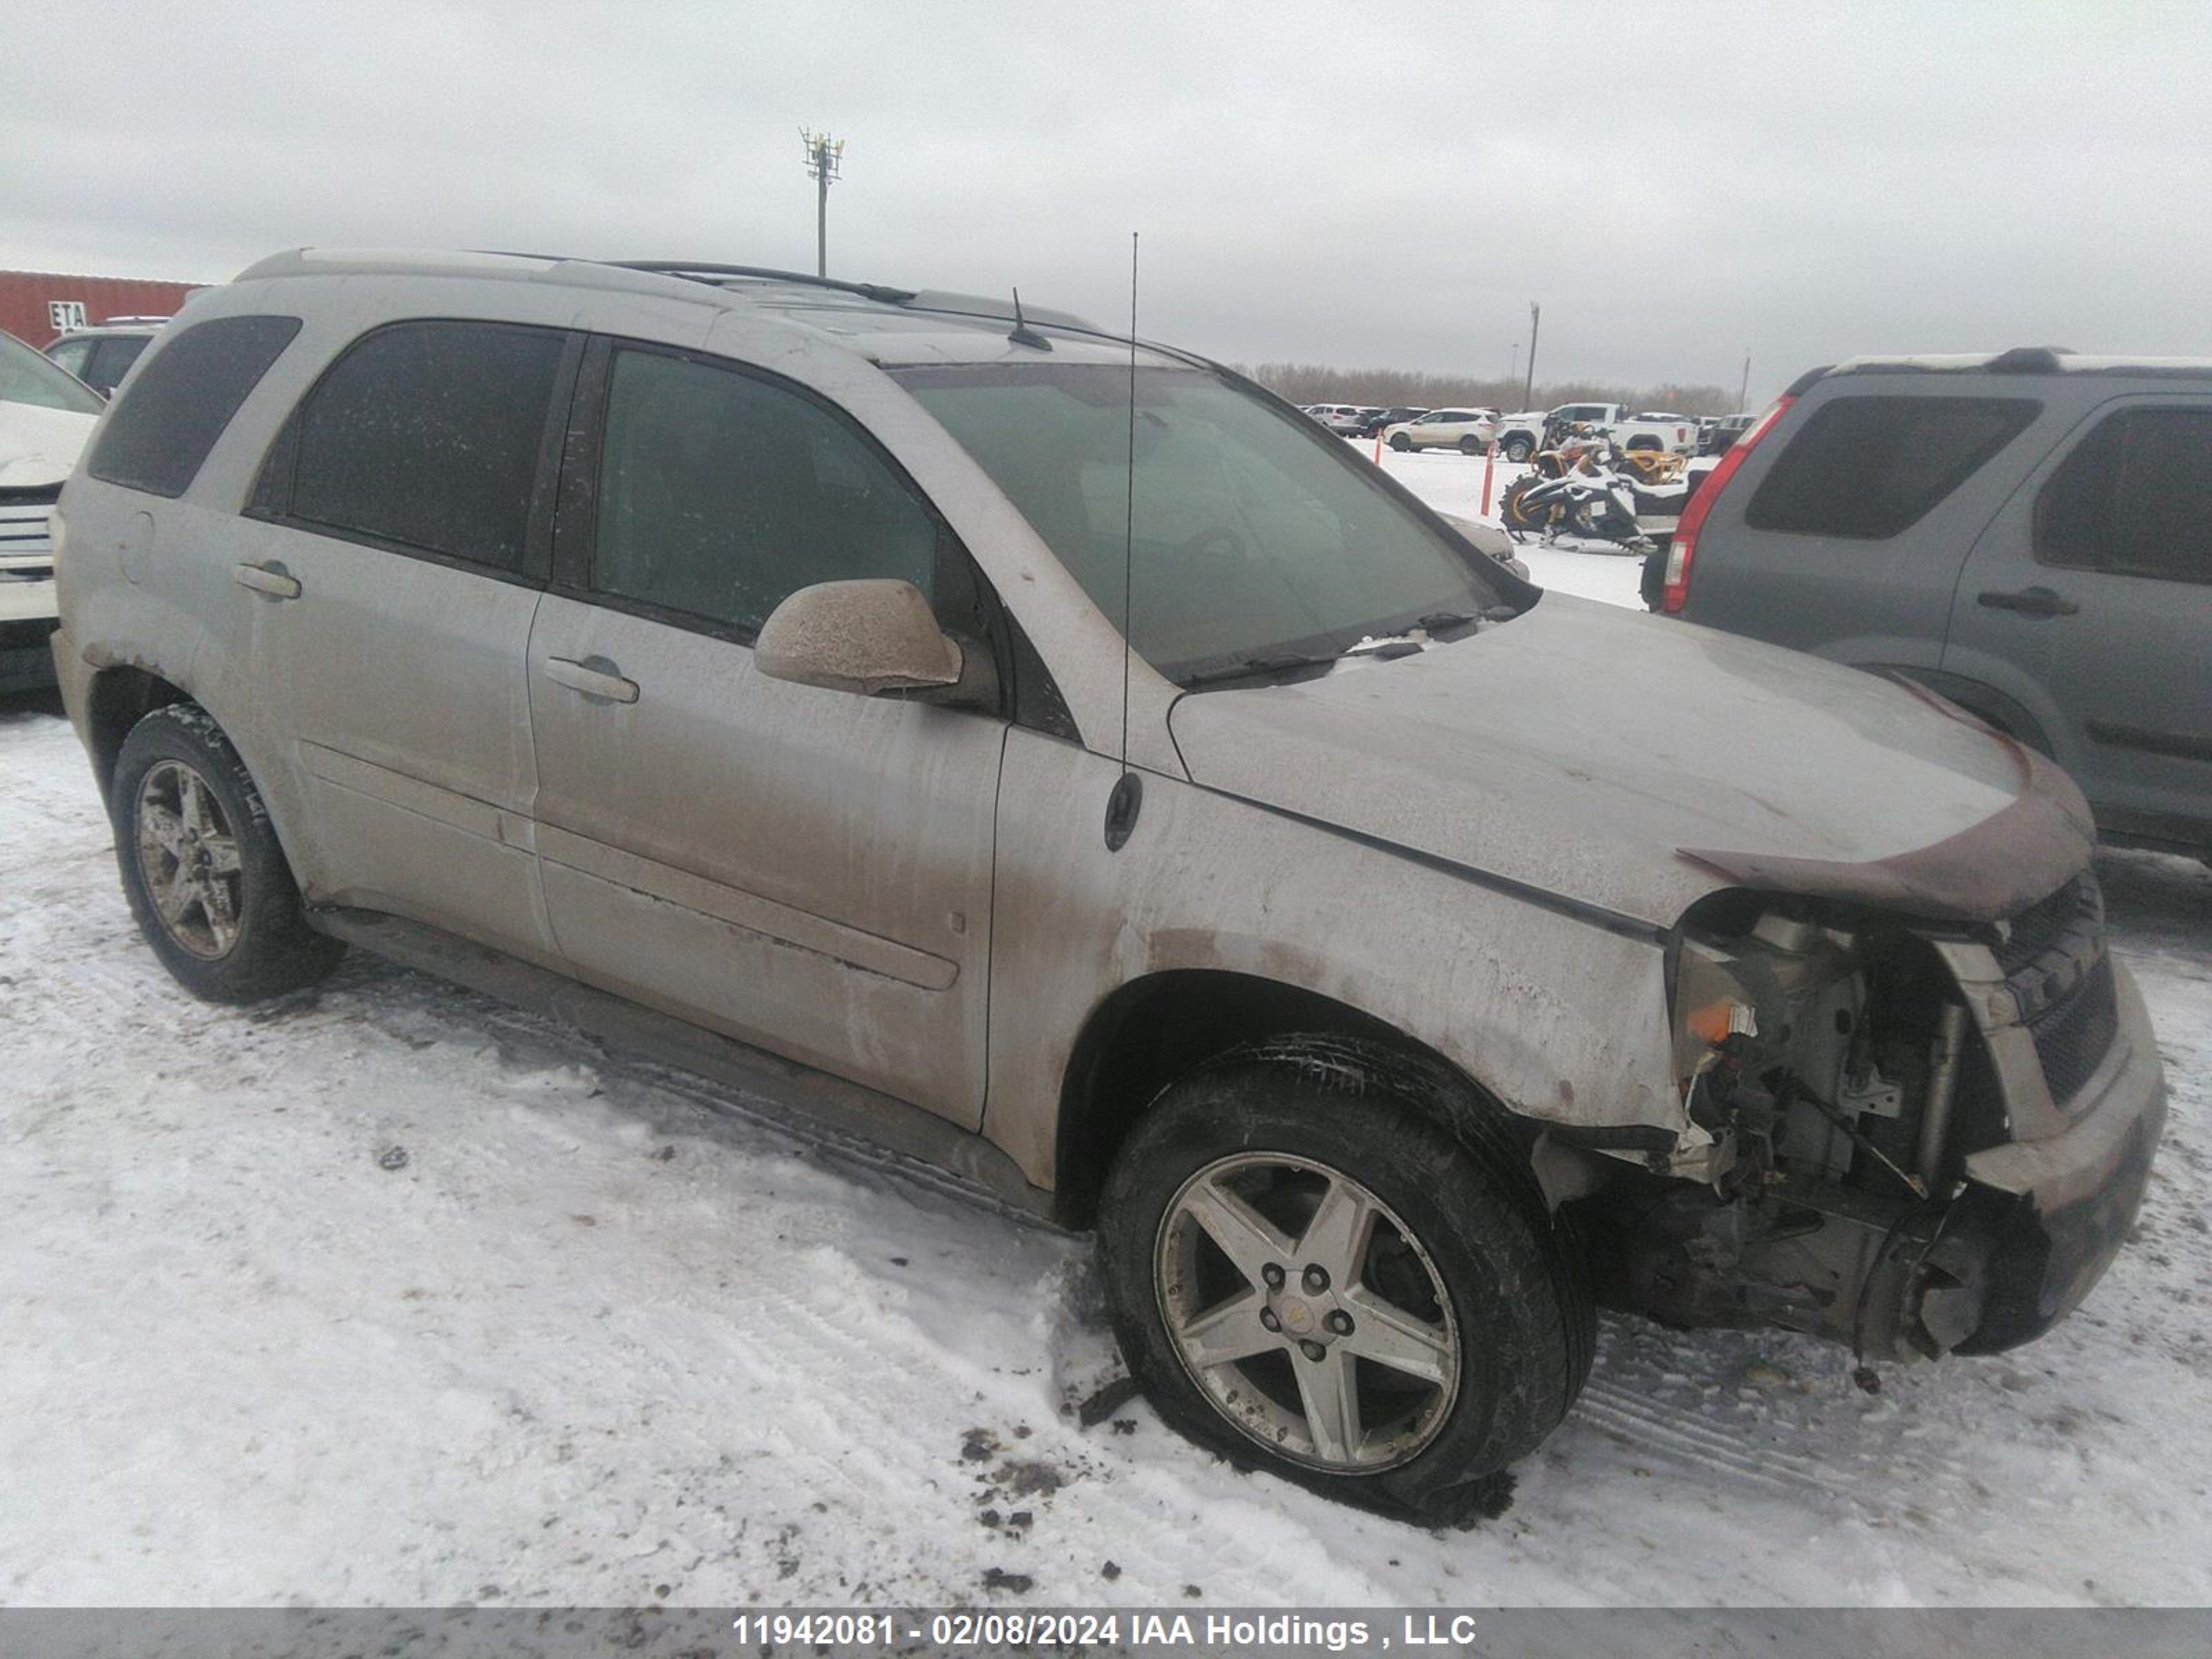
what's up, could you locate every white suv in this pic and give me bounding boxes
[1,330,102,691]
[1382,407,1497,453]
[50,250,2164,1522]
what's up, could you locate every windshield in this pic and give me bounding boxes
[895,363,1505,681]
[0,330,104,415]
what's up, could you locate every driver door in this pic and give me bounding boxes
[526,338,1009,1125]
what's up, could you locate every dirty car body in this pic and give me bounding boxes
[51,252,2164,1510]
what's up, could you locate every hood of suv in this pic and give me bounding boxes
[1166,592,2094,929]
[0,400,97,490]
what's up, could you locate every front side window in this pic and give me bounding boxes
[590,347,938,632]
[86,335,151,396]
[285,319,565,572]
[86,315,299,496]
[1,328,105,416]
[1746,393,2041,540]
[2036,406,2212,585]
[897,362,1505,679]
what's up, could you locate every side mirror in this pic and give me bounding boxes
[754,579,963,697]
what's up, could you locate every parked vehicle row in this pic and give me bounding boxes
[1494,403,1700,462]
[1647,348,2212,863]
[49,252,2164,1524]
[44,317,167,398]
[0,330,102,692]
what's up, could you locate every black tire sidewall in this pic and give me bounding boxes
[1097,1047,1584,1522]
[111,704,341,1003]
[1503,437,1534,462]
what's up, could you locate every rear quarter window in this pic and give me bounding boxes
[1745,393,2041,539]
[86,315,302,498]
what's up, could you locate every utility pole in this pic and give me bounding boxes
[1737,350,1752,411]
[1523,301,1541,409]
[1508,341,1519,385]
[800,129,845,278]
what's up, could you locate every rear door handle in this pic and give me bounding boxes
[543,656,640,704]
[233,561,301,601]
[1976,585,2078,618]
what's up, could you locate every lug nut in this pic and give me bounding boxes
[1259,1309,1281,1332]
[1300,1340,1327,1362]
[1302,1264,1330,1293]
[1326,1311,1353,1335]
[1262,1264,1285,1289]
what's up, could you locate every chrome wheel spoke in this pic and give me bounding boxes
[1181,1178,1294,1286]
[153,863,196,924]
[1340,1286,1454,1385]
[1175,1287,1281,1370]
[200,834,242,875]
[140,803,187,856]
[1296,1175,1376,1287]
[198,871,240,951]
[1292,1347,1362,1464]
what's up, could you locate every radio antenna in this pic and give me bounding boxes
[1103,231,1143,852]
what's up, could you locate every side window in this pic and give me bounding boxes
[2037,406,2212,585]
[589,347,938,635]
[1745,394,2041,540]
[86,315,302,498]
[46,339,95,382]
[282,319,566,573]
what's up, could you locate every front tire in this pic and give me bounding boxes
[111,703,345,1002]
[1097,1038,1592,1523]
[1389,432,1412,451]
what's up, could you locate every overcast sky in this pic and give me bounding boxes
[8,1,2209,401]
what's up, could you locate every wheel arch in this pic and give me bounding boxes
[1051,968,1546,1229]
[85,664,192,805]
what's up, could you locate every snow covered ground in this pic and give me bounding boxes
[2,465,2208,1609]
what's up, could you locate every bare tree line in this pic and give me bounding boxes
[1237,361,1741,416]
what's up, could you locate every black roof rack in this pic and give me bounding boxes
[609,261,918,306]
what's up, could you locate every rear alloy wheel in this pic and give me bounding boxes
[1098,1038,1592,1523]
[112,703,345,1002]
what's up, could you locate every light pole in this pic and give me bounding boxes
[1737,350,1752,411]
[800,129,845,278]
[1523,302,1541,410]
[1508,341,1519,386]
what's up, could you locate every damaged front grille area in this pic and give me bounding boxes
[1996,871,2117,1109]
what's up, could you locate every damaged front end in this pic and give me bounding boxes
[1584,869,2166,1364]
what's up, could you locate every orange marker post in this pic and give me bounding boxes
[1373,427,1384,464]
[1479,437,1498,514]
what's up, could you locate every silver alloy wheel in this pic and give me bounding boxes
[1154,1151,1460,1472]
[135,759,244,960]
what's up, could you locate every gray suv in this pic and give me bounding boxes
[51,258,2164,1521]
[1652,349,2212,861]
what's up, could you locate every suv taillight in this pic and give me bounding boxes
[1660,395,1794,615]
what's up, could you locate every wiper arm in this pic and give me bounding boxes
[1176,652,1335,689]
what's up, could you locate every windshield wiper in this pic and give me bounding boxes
[1176,652,1336,690]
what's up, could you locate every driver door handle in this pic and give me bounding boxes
[543,657,640,704]
[1977,585,2078,619]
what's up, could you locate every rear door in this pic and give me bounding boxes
[1944,397,2212,849]
[525,337,1008,1125]
[235,317,578,960]
[1676,386,2043,664]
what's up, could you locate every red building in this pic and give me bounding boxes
[0,269,207,347]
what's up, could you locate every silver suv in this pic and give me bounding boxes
[53,254,2165,1521]
[1653,349,2212,861]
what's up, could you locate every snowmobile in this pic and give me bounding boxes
[1499,435,1690,550]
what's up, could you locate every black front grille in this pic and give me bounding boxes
[0,481,64,507]
[2027,954,2120,1105]
[1996,872,2119,1106]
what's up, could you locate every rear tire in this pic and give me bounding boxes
[111,703,345,1003]
[1097,1037,1592,1524]
[1458,435,1484,456]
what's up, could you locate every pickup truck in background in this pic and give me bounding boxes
[1494,402,1700,460]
